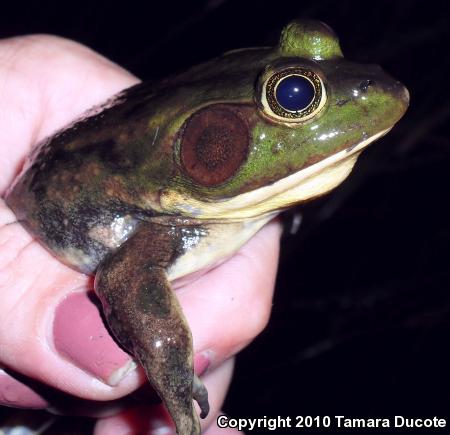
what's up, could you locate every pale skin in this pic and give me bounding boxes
[0,35,281,433]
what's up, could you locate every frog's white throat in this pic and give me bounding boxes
[161,128,391,220]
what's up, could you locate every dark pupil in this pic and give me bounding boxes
[275,75,315,112]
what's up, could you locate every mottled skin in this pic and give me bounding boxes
[6,21,408,435]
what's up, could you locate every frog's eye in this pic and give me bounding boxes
[261,67,326,123]
[180,106,249,186]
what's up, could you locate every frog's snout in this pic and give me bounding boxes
[398,81,410,109]
[365,64,410,123]
[390,79,410,121]
[365,63,409,100]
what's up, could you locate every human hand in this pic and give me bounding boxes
[0,35,281,434]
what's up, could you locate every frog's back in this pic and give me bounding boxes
[6,84,160,274]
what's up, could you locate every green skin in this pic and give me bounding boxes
[6,20,408,435]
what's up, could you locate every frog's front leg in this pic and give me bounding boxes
[94,222,209,435]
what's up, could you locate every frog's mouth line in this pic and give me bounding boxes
[161,127,391,220]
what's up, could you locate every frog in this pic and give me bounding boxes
[5,19,408,435]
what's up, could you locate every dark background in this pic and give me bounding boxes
[1,0,449,433]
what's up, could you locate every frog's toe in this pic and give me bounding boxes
[193,374,209,419]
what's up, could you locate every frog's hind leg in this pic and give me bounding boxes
[94,223,208,435]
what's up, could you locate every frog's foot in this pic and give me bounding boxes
[194,374,209,419]
[94,224,209,435]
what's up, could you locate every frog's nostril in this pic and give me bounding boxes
[359,80,374,93]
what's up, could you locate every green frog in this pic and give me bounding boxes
[6,20,408,435]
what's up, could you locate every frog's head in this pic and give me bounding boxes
[140,20,409,219]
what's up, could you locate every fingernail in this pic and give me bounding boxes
[53,291,136,386]
[194,350,215,376]
[0,369,48,408]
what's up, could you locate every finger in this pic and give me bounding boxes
[0,34,139,195]
[179,219,282,372]
[94,358,236,435]
[204,421,243,435]
[0,369,48,409]
[0,200,145,400]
